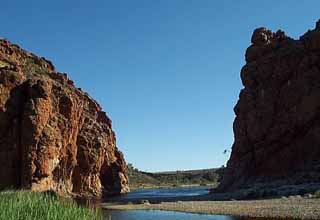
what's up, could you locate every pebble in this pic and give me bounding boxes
[304,194,313,199]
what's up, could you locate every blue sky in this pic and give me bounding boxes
[1,1,319,171]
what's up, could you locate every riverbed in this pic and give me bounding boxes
[103,186,320,220]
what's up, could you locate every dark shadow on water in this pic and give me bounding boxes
[74,196,102,210]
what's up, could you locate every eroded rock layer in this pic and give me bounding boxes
[0,39,129,197]
[219,20,320,191]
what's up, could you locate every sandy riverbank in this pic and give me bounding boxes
[103,198,320,219]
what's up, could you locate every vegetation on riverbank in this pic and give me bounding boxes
[315,190,320,198]
[0,191,102,220]
[127,164,222,189]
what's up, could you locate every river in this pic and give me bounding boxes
[103,210,236,220]
[109,185,211,200]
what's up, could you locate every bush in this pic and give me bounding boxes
[0,190,101,220]
[314,190,320,198]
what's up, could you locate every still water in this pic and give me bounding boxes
[126,186,210,198]
[108,186,210,201]
[103,210,234,220]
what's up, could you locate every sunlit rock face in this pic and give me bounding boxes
[218,20,320,191]
[0,39,129,197]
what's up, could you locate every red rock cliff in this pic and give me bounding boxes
[219,20,320,191]
[0,39,129,197]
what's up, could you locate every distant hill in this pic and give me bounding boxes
[127,164,223,189]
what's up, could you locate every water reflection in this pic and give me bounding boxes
[104,210,235,220]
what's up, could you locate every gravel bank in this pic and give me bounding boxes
[103,198,320,219]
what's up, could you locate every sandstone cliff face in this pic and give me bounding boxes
[0,39,129,197]
[219,20,320,191]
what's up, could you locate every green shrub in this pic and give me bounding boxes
[314,190,320,198]
[0,190,102,220]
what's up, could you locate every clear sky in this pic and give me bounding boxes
[1,1,319,172]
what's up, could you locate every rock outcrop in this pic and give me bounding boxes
[0,39,129,197]
[218,20,320,191]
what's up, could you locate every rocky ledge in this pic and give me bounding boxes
[0,39,129,197]
[218,20,320,192]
